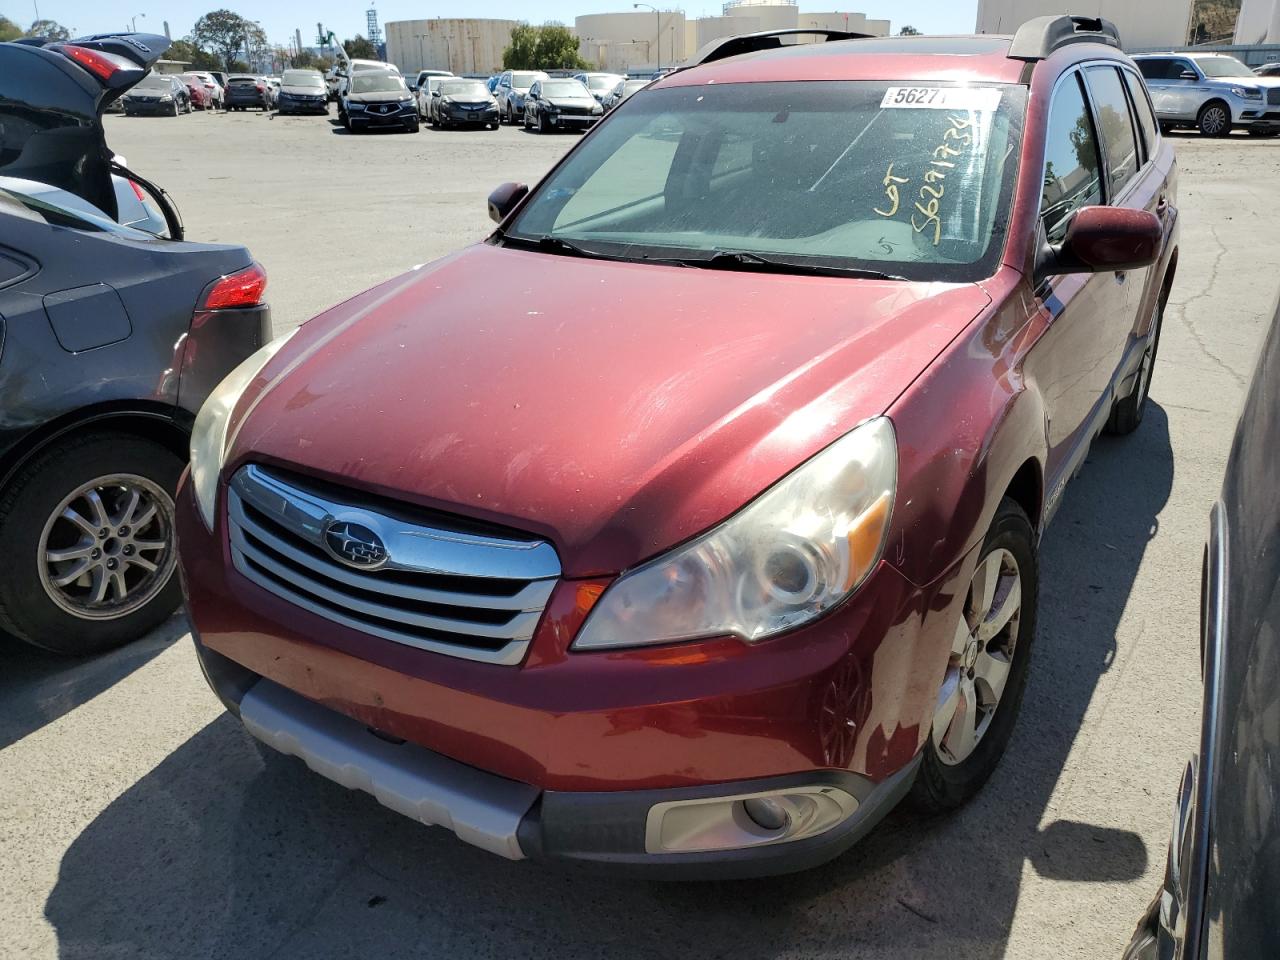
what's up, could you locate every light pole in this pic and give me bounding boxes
[130,12,145,31]
[633,3,659,73]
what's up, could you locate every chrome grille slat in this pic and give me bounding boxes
[229,496,555,612]
[226,465,560,666]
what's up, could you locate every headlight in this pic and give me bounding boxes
[591,104,603,114]
[573,418,897,650]
[1231,85,1263,100]
[348,102,365,111]
[160,94,173,101]
[190,330,298,529]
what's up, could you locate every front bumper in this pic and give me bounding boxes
[348,106,417,128]
[178,470,971,874]
[195,639,920,877]
[440,105,499,124]
[123,99,175,114]
[278,95,328,113]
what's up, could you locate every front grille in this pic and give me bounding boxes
[227,464,560,665]
[1268,88,1280,106]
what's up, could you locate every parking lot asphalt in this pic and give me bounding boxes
[2,109,1279,960]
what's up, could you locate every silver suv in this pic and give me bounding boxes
[1133,53,1280,137]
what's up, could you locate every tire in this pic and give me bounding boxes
[1106,302,1164,435]
[538,113,549,134]
[0,432,184,655]
[170,100,180,117]
[1197,100,1231,138]
[909,497,1038,813]
[407,119,420,134]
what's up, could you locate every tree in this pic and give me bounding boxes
[0,16,21,42]
[502,23,539,69]
[191,10,266,71]
[26,18,71,40]
[169,38,222,70]
[343,34,377,60]
[502,23,590,70]
[898,25,921,36]
[535,23,589,69]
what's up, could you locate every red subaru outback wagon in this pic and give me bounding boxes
[179,17,1178,876]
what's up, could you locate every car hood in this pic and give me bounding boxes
[348,91,411,104]
[228,244,991,576]
[545,96,596,107]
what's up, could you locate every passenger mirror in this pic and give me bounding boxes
[1038,206,1162,276]
[432,89,441,97]
[1178,70,1198,80]
[488,182,528,223]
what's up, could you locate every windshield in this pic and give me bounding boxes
[623,80,648,94]
[542,80,590,98]
[511,72,540,89]
[353,75,407,95]
[507,81,1026,282]
[441,80,489,98]
[587,75,618,90]
[283,71,323,88]
[1197,56,1256,78]
[135,75,170,91]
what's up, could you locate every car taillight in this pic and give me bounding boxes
[199,263,268,311]
[128,179,147,201]
[256,82,264,91]
[58,45,121,83]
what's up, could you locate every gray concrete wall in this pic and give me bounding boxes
[386,19,519,76]
[975,0,1195,49]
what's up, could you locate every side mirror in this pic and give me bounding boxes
[407,83,418,92]
[1178,70,1198,80]
[432,90,441,97]
[488,182,528,224]
[1038,206,1162,276]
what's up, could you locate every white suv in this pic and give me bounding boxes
[1133,53,1280,137]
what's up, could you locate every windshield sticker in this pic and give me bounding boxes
[880,87,1002,112]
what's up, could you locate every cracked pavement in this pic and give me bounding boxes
[1,117,1278,960]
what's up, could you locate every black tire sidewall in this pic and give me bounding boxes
[0,434,185,655]
[910,498,1039,812]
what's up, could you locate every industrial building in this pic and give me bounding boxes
[385,19,521,75]
[578,2,889,75]
[976,0,1280,51]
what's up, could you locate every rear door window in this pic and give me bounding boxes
[1122,69,1159,156]
[1041,73,1103,243]
[1084,67,1141,198]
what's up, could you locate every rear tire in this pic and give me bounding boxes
[1106,302,1164,435]
[0,433,184,655]
[1197,100,1231,138]
[909,498,1037,813]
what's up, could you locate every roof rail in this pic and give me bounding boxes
[684,28,872,69]
[1007,15,1121,62]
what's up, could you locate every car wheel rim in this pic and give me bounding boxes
[932,547,1021,766]
[38,474,177,621]
[1204,108,1227,134]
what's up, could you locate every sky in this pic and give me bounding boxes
[13,0,979,48]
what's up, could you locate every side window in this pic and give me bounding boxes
[1085,66,1141,197]
[1041,73,1103,244]
[1123,69,1159,155]
[1136,58,1166,81]
[529,82,540,98]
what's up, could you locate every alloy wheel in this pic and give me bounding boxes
[37,474,176,621]
[932,547,1022,765]
[1201,106,1228,136]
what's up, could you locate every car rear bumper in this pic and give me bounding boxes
[123,101,175,114]
[178,469,971,873]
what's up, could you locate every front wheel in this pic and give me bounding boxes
[0,432,184,654]
[910,497,1037,813]
[1198,101,1231,137]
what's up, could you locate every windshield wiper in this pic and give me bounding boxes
[497,231,620,261]
[657,249,907,281]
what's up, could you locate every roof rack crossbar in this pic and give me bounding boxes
[684,28,872,69]
[1007,15,1121,62]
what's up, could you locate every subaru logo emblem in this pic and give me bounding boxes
[323,520,388,570]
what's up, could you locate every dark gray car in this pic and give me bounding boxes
[0,33,271,654]
[1124,290,1280,959]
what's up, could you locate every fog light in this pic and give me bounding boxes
[743,796,790,831]
[645,786,858,854]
